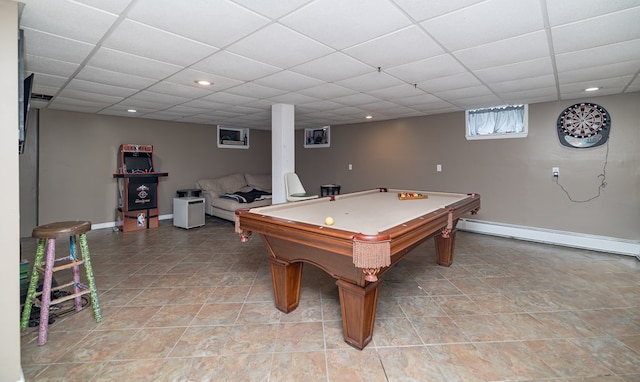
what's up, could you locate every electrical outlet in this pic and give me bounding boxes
[552,167,559,178]
[436,164,442,172]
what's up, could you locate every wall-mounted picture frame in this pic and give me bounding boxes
[304,125,330,148]
[217,125,249,149]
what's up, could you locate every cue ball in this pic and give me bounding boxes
[325,216,334,226]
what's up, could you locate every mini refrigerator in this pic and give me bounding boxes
[173,197,205,229]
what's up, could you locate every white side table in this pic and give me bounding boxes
[173,197,205,229]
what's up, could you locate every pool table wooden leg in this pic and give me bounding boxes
[435,228,457,266]
[336,279,380,350]
[268,257,303,313]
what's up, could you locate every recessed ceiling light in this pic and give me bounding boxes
[127,109,137,113]
[365,115,373,119]
[196,80,212,86]
[585,87,599,92]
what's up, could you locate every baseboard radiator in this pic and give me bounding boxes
[458,218,640,257]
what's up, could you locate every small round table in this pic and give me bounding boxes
[320,184,341,197]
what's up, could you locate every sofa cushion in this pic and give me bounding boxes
[245,173,272,192]
[212,195,271,210]
[197,173,247,197]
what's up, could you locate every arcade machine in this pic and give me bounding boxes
[113,144,168,232]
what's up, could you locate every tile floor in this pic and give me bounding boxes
[20,216,640,381]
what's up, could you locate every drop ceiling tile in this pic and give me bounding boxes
[128,90,191,106]
[281,0,411,50]
[392,93,446,107]
[227,23,333,68]
[22,28,95,65]
[376,107,425,118]
[331,93,382,107]
[474,57,553,84]
[432,85,494,101]
[49,96,110,112]
[298,83,359,100]
[447,94,502,109]
[385,54,467,83]
[142,112,183,121]
[226,105,269,115]
[28,72,67,89]
[127,0,270,47]
[392,0,485,22]
[368,84,427,100]
[67,78,138,97]
[627,76,640,93]
[559,76,635,95]
[74,0,134,14]
[146,82,214,99]
[290,52,372,82]
[164,105,211,115]
[265,93,320,105]
[226,83,288,99]
[453,31,550,71]
[555,39,640,72]
[558,61,640,85]
[75,66,157,90]
[191,51,282,82]
[546,0,640,27]
[499,87,558,104]
[181,99,231,110]
[403,99,457,111]
[344,26,444,68]
[164,69,243,92]
[20,0,117,44]
[489,74,556,94]
[32,85,61,98]
[329,106,370,116]
[551,8,640,54]
[415,72,482,93]
[102,19,218,67]
[201,92,258,106]
[24,55,79,78]
[422,0,543,51]
[296,100,345,112]
[334,71,406,92]
[87,48,182,79]
[255,71,325,92]
[231,0,314,19]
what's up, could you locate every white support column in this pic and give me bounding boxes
[271,104,295,204]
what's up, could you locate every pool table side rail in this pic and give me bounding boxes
[235,192,480,265]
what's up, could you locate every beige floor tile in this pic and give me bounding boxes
[20,219,640,381]
[270,351,327,382]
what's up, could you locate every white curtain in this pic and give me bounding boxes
[468,105,525,136]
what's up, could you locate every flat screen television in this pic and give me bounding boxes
[19,73,34,155]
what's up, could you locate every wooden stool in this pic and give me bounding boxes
[20,221,101,345]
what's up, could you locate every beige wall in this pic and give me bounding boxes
[35,110,271,229]
[297,92,640,241]
[1,1,24,381]
[33,93,638,242]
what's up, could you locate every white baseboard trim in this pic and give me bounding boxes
[458,218,640,257]
[91,214,173,231]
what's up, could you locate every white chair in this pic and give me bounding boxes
[285,172,318,202]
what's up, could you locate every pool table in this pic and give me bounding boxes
[235,188,480,349]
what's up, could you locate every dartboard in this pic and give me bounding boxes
[556,102,610,148]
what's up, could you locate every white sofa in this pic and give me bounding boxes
[195,173,272,221]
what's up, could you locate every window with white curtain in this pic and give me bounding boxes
[465,104,528,140]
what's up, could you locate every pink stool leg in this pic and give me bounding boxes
[38,238,57,345]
